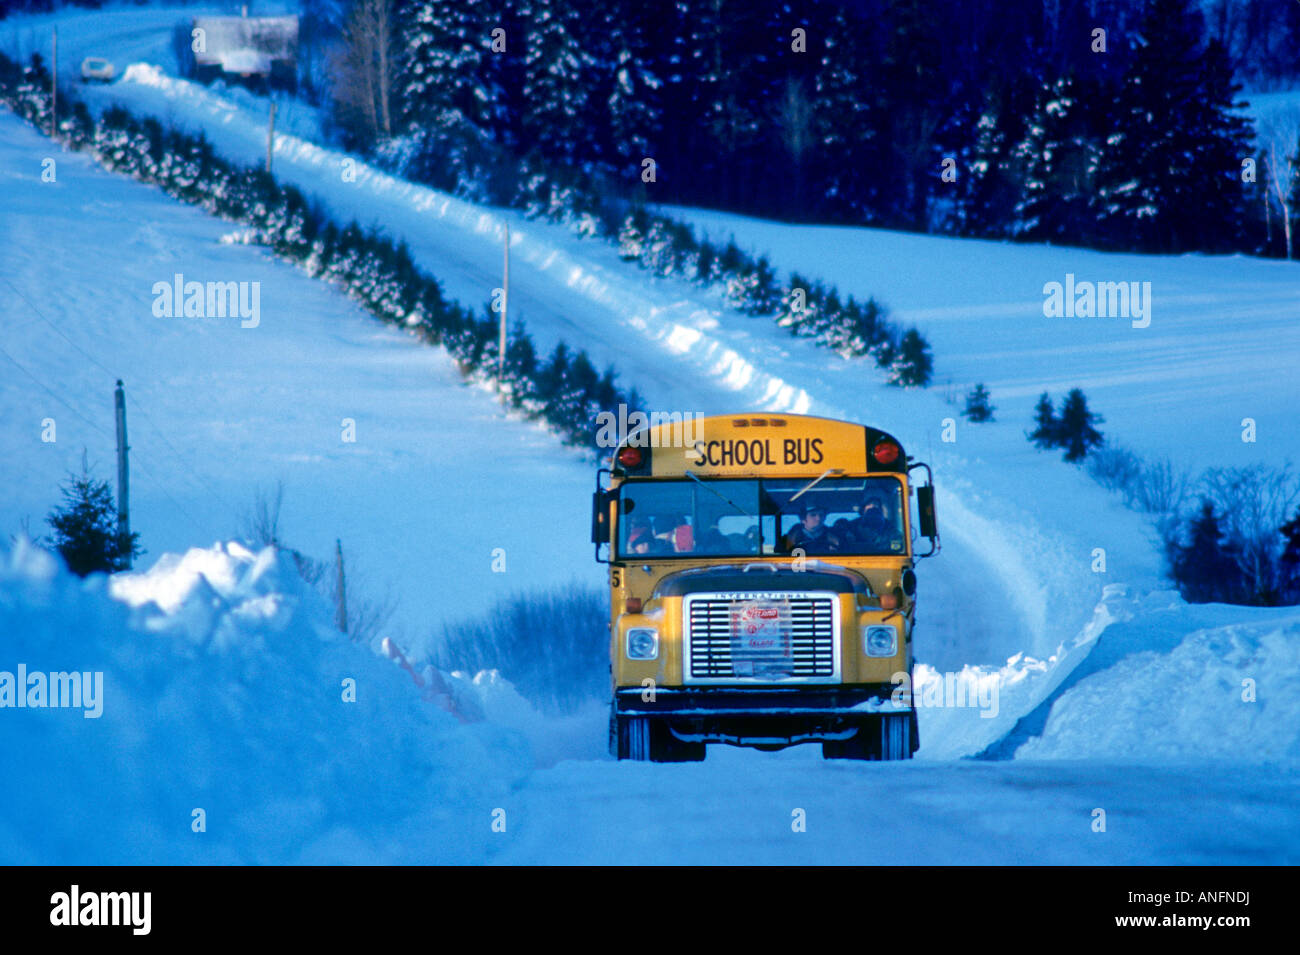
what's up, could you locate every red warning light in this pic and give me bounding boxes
[617,446,643,468]
[872,441,900,465]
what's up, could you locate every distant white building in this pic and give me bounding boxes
[191,14,298,88]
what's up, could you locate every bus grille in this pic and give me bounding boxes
[685,593,837,682]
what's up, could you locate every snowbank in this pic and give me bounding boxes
[0,540,530,864]
[917,584,1300,763]
[1017,594,1300,761]
[915,583,1135,759]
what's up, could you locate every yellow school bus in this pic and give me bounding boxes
[592,413,939,761]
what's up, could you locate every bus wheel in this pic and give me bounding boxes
[612,711,652,761]
[880,713,912,761]
[822,715,913,761]
[612,709,705,761]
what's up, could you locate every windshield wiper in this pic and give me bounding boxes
[788,468,843,503]
[684,470,754,518]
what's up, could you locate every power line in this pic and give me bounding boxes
[2,276,238,513]
[0,339,210,537]
[3,278,116,378]
[0,338,113,439]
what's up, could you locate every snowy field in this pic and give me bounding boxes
[0,109,594,655]
[668,205,1300,474]
[2,4,1299,864]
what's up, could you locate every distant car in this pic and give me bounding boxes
[80,57,115,83]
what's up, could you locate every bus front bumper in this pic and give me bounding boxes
[615,685,912,746]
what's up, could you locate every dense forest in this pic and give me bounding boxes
[318,0,1296,257]
[7,0,1300,258]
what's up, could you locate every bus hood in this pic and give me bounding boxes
[650,561,872,599]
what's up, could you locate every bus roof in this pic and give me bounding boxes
[610,413,909,478]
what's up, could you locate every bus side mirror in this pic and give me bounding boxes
[591,490,611,545]
[916,485,937,540]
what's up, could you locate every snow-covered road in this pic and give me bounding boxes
[490,753,1300,864]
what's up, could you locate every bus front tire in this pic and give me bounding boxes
[822,714,913,761]
[611,711,706,762]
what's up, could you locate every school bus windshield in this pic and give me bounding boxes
[616,477,907,559]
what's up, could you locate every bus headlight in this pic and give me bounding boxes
[865,626,897,657]
[626,627,659,660]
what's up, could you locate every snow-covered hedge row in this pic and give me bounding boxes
[378,112,935,384]
[612,204,932,384]
[0,52,641,453]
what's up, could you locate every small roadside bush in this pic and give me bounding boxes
[434,585,608,715]
[45,456,141,576]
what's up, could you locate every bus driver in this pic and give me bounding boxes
[846,491,896,552]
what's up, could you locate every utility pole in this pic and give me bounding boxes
[334,539,348,635]
[114,380,131,569]
[50,27,57,139]
[498,222,509,383]
[266,100,276,175]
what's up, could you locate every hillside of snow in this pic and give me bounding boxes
[670,203,1300,473]
[0,107,594,657]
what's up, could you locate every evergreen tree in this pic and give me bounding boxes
[665,0,766,209]
[1094,0,1253,252]
[592,0,663,178]
[844,297,887,356]
[1012,74,1099,242]
[1171,500,1244,603]
[726,256,780,315]
[888,328,933,386]
[617,207,647,260]
[962,98,1018,237]
[536,341,572,421]
[870,0,949,228]
[812,5,878,221]
[395,0,492,129]
[1280,507,1300,602]
[1057,388,1105,461]
[503,320,538,404]
[1028,391,1060,449]
[519,0,595,166]
[777,275,809,335]
[963,383,996,422]
[45,458,141,577]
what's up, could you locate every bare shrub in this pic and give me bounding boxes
[1128,456,1189,516]
[239,481,285,548]
[237,482,396,641]
[1086,443,1143,494]
[1199,464,1300,604]
[434,585,608,715]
